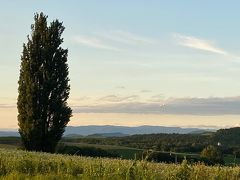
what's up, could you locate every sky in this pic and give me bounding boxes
[1,1,240,129]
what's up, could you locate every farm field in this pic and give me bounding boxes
[0,148,240,179]
[1,136,240,164]
[0,137,143,159]
[63,142,143,159]
[58,141,240,164]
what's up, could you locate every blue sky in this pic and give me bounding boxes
[1,1,240,129]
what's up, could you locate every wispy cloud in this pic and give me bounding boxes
[73,35,122,51]
[140,89,152,93]
[115,86,126,89]
[99,30,156,45]
[72,30,157,52]
[150,94,166,102]
[0,97,16,108]
[173,33,228,56]
[99,95,139,103]
[0,104,16,108]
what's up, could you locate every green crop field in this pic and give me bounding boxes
[0,148,240,180]
[63,142,143,159]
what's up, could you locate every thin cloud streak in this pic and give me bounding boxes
[115,86,126,89]
[173,33,228,55]
[73,30,156,52]
[140,89,152,93]
[99,95,139,103]
[73,35,122,51]
[0,104,16,108]
[99,30,156,45]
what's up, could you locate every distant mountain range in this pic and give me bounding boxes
[64,125,215,136]
[86,132,128,138]
[0,131,19,137]
[0,125,215,137]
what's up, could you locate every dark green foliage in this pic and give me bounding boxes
[234,149,240,158]
[56,144,120,158]
[17,13,72,152]
[63,134,209,153]
[143,150,201,164]
[63,127,240,155]
[200,145,224,165]
[211,127,240,146]
[144,151,176,163]
[0,137,20,145]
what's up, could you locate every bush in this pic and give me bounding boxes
[200,145,224,165]
[144,151,184,163]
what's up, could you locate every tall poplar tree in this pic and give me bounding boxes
[17,13,72,152]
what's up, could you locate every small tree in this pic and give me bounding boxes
[17,13,72,152]
[200,145,224,164]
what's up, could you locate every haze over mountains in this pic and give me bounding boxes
[65,125,215,136]
[0,125,215,137]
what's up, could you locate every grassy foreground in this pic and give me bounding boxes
[0,149,240,179]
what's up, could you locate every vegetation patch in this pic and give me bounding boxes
[1,149,240,179]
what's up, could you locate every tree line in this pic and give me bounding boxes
[63,127,240,157]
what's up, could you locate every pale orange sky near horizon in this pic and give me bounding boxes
[1,107,240,130]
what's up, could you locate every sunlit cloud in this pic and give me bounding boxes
[234,123,240,127]
[173,33,228,55]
